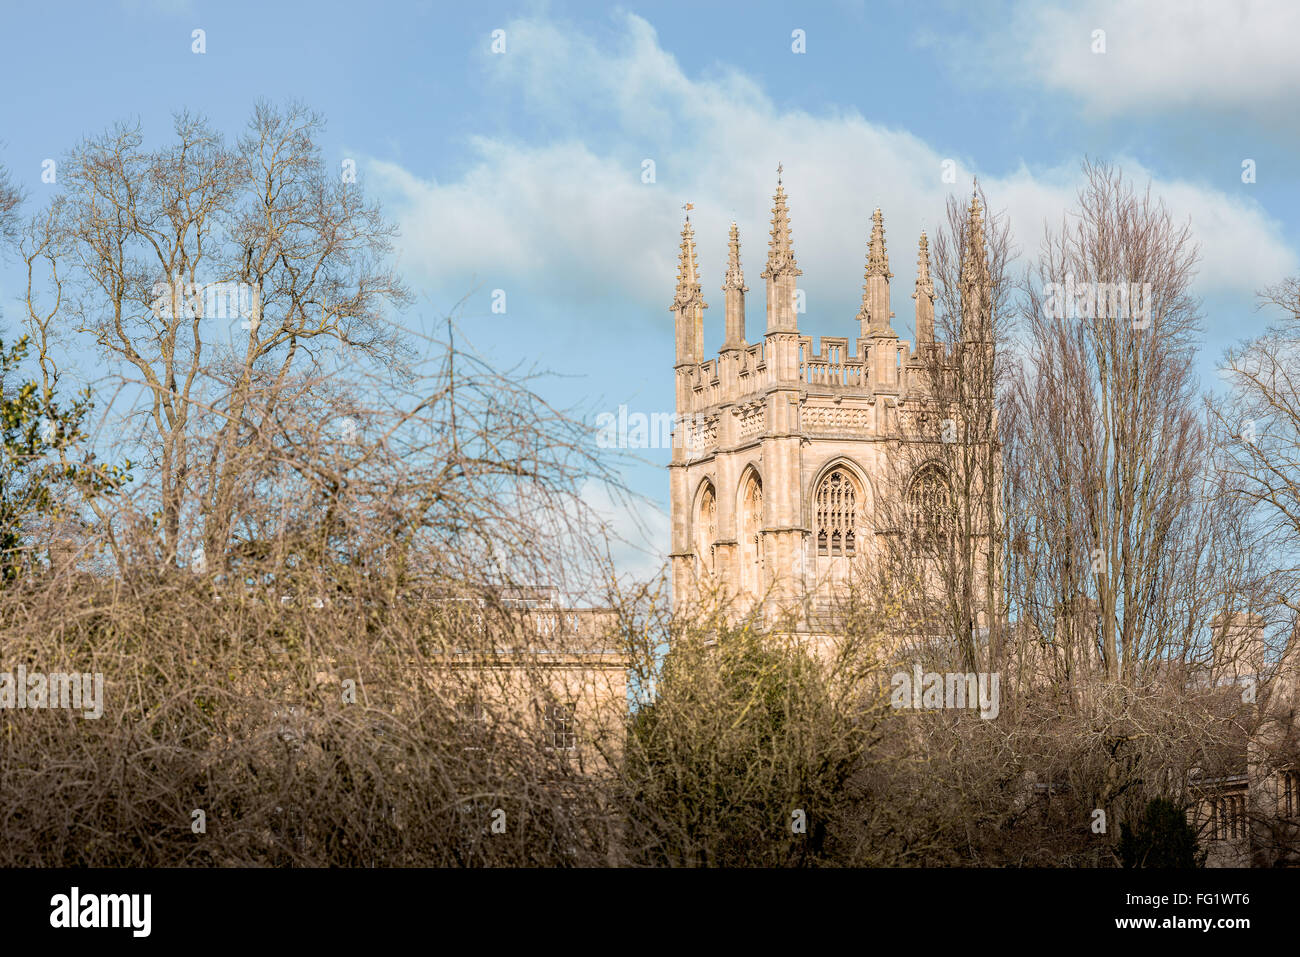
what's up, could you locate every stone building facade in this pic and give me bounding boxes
[668,173,996,630]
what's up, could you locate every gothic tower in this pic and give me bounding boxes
[669,174,997,635]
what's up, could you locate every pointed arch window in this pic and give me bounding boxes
[815,469,857,557]
[908,464,955,552]
[740,472,763,598]
[696,483,717,576]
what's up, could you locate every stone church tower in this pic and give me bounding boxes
[668,172,998,633]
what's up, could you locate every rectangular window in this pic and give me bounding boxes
[458,697,487,751]
[1213,792,1247,841]
[1282,771,1300,819]
[543,701,576,751]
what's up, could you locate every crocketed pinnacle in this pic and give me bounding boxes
[866,207,891,279]
[914,230,933,298]
[723,221,748,292]
[961,186,992,344]
[962,188,988,287]
[913,230,935,345]
[760,181,801,281]
[857,207,894,333]
[672,217,707,312]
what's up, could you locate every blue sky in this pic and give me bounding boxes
[2,0,1299,579]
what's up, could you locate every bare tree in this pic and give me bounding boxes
[1216,276,1300,616]
[21,103,411,571]
[0,159,20,243]
[1005,160,1236,684]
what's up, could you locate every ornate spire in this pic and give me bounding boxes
[858,207,895,337]
[672,216,707,312]
[722,221,748,351]
[760,177,800,282]
[961,185,991,344]
[672,214,707,367]
[760,169,801,335]
[723,221,747,293]
[915,230,933,294]
[961,186,988,287]
[913,230,935,345]
[867,207,891,278]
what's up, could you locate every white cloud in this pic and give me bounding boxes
[372,140,678,309]
[994,160,1296,291]
[1010,0,1300,115]
[369,11,1296,335]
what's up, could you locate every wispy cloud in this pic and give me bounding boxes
[976,0,1300,117]
[368,11,1295,335]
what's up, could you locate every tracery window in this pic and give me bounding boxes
[908,464,955,551]
[815,469,857,557]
